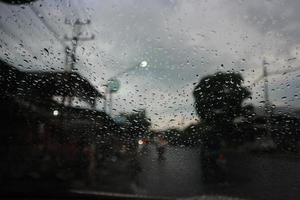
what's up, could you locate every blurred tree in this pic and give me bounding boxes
[193,72,251,126]
[193,72,254,146]
[164,128,182,145]
[119,109,151,144]
[124,109,151,136]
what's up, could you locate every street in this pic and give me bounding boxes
[125,145,300,200]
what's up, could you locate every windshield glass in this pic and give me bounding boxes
[1,0,300,199]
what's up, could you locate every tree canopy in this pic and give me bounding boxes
[193,72,251,126]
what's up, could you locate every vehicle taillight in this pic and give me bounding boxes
[219,153,225,160]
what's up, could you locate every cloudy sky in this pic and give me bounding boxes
[1,0,300,129]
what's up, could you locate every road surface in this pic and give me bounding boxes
[128,145,300,200]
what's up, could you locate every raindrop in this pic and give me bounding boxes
[43,48,49,55]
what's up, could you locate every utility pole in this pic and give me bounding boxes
[247,58,300,148]
[64,20,96,184]
[262,59,272,138]
[262,59,271,118]
[29,8,98,182]
[63,19,95,106]
[64,19,95,72]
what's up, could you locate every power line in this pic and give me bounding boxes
[248,64,300,88]
[268,66,300,76]
[29,5,66,47]
[0,23,47,67]
[29,5,95,72]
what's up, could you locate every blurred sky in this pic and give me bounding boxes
[1,0,300,129]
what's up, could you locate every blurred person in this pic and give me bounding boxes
[156,135,167,160]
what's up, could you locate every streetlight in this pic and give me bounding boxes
[53,110,59,116]
[103,60,148,115]
[139,61,148,68]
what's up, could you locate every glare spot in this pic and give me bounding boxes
[53,110,59,116]
[139,61,148,68]
[138,139,144,145]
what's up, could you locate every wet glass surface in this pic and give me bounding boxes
[1,1,300,199]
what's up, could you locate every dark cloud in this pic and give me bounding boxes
[1,0,300,129]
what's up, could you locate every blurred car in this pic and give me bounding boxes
[249,136,277,153]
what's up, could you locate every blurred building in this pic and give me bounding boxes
[0,60,123,182]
